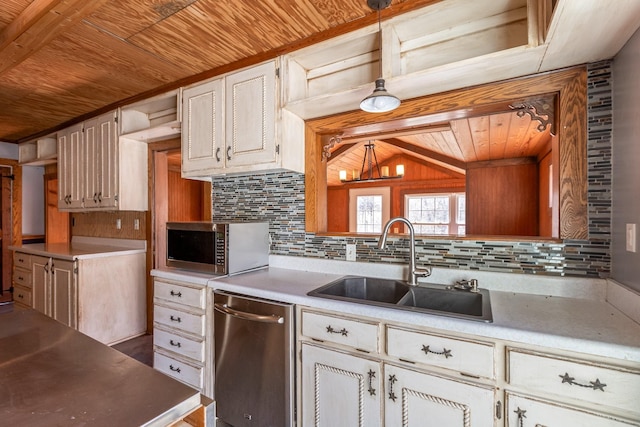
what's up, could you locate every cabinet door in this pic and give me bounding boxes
[182,78,224,176]
[84,112,118,209]
[50,259,77,328]
[31,256,50,314]
[57,123,84,210]
[506,392,638,427]
[301,343,382,427]
[384,364,496,427]
[225,60,277,169]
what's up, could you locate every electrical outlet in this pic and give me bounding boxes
[134,219,140,230]
[116,218,121,230]
[346,244,357,261]
[626,223,636,253]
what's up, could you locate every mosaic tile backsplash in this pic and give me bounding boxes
[212,61,613,278]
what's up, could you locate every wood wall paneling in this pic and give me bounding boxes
[466,162,538,236]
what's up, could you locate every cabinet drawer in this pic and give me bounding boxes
[154,280,206,309]
[506,392,639,427]
[13,252,31,268]
[13,285,31,307]
[154,328,205,363]
[154,352,203,391]
[13,268,32,288]
[155,305,205,336]
[508,348,640,415]
[387,326,495,379]
[301,310,379,353]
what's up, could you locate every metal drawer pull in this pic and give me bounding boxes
[216,147,221,162]
[422,344,453,358]
[169,315,181,323]
[326,325,348,336]
[170,290,182,297]
[559,372,606,391]
[214,303,284,324]
[367,369,376,396]
[18,276,23,281]
[18,294,24,299]
[170,340,181,347]
[388,374,398,402]
[169,364,181,373]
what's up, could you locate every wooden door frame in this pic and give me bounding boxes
[0,159,21,301]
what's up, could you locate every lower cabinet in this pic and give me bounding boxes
[298,307,497,427]
[152,277,213,398]
[301,343,382,427]
[13,250,146,345]
[505,393,638,427]
[384,364,495,427]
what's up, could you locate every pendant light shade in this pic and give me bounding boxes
[360,78,401,113]
[360,0,400,113]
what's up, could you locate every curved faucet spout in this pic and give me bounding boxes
[378,217,431,286]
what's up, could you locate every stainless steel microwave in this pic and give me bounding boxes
[166,221,269,275]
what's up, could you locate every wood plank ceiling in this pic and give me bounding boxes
[0,0,437,143]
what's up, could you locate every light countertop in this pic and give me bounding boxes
[203,267,640,363]
[9,236,146,260]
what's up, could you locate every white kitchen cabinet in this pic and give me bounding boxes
[12,251,32,307]
[181,77,224,177]
[181,59,304,179]
[384,364,495,427]
[57,122,84,210]
[15,250,146,345]
[301,343,382,427]
[30,255,76,328]
[298,307,497,427]
[153,278,214,398]
[18,135,57,165]
[506,347,640,425]
[57,111,148,211]
[505,392,639,427]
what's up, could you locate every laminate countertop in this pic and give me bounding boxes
[182,266,640,364]
[9,236,146,260]
[0,306,200,426]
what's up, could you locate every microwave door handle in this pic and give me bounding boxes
[214,303,284,324]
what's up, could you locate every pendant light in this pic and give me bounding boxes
[339,142,404,183]
[360,0,400,113]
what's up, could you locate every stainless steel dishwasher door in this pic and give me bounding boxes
[214,290,294,427]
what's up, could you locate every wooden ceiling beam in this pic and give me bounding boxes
[0,0,109,76]
[384,137,467,172]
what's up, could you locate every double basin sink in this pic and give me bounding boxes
[308,276,492,322]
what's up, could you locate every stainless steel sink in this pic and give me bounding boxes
[397,285,492,322]
[307,276,492,322]
[308,276,411,305]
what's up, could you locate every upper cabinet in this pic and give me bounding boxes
[18,135,57,165]
[119,90,181,142]
[57,111,148,212]
[181,59,304,179]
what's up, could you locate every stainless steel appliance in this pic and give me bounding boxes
[214,290,294,427]
[166,221,269,275]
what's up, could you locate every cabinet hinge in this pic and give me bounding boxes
[276,144,280,155]
[275,67,280,78]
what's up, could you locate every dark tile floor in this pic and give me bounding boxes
[112,334,153,367]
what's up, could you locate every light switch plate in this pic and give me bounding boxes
[626,223,636,253]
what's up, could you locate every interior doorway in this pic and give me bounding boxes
[0,160,21,304]
[145,140,211,331]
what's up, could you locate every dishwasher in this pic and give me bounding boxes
[213,290,294,427]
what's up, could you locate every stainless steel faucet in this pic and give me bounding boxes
[378,217,431,286]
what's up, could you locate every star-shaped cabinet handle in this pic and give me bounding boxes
[559,372,607,391]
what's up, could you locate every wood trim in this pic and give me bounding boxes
[305,66,588,240]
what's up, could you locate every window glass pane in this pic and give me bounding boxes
[457,194,466,224]
[356,195,382,233]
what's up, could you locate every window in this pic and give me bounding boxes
[405,193,465,235]
[349,187,390,233]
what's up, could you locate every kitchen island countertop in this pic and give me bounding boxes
[0,306,201,426]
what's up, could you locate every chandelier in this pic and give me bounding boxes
[339,143,404,183]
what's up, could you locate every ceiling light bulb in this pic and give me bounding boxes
[360,79,401,113]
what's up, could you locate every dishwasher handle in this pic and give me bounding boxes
[214,302,284,324]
